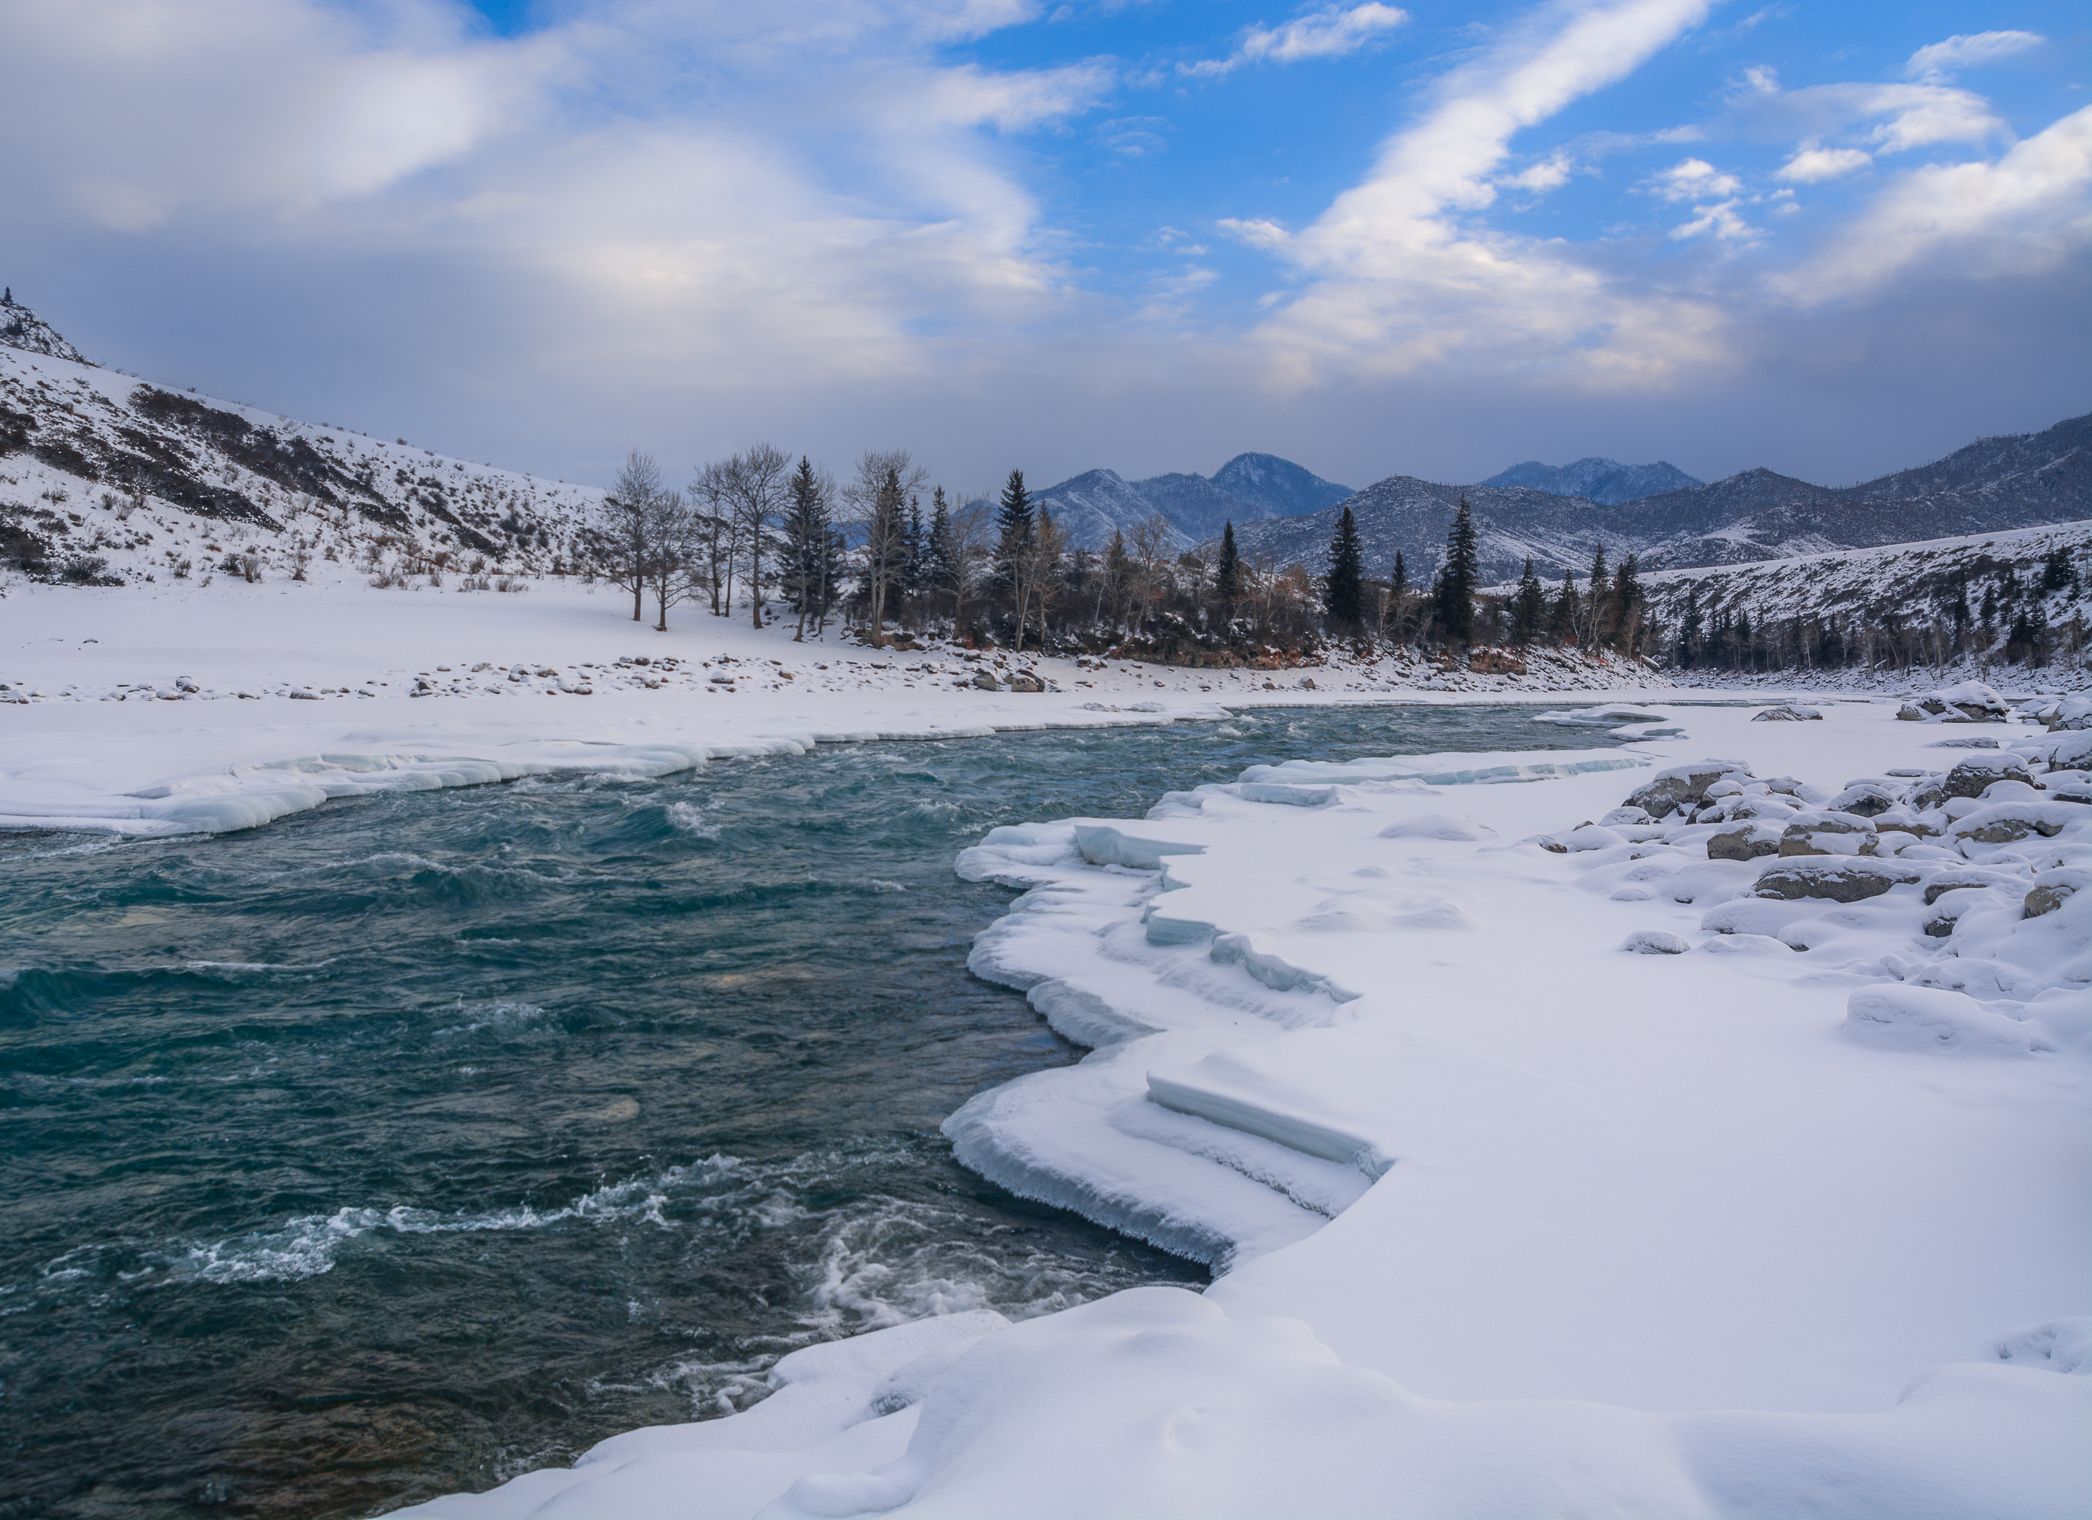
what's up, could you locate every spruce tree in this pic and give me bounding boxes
[1613,553,1644,654]
[1551,570,1578,641]
[1324,505,1365,633]
[926,486,958,619]
[782,454,830,640]
[993,468,1034,628]
[1511,556,1546,645]
[1214,521,1242,621]
[1433,497,1478,646]
[1387,549,1409,643]
[1582,546,1607,641]
[1678,581,1703,668]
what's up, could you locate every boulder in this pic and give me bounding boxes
[1007,671,1046,694]
[1943,755,2034,799]
[1778,812,1876,857]
[1625,761,1748,820]
[1620,929,1690,955]
[970,670,1001,691]
[1751,859,1923,903]
[2024,868,2088,919]
[1951,802,2071,845]
[1827,782,1896,817]
[1708,824,1781,861]
[1751,703,1822,722]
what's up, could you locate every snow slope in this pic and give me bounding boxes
[1,310,595,587]
[1637,518,2092,632]
[393,697,2090,1520]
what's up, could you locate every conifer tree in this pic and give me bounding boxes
[1432,497,1478,646]
[1387,549,1409,643]
[1611,552,1643,655]
[1324,505,1365,633]
[782,454,831,640]
[1511,556,1546,645]
[926,486,958,620]
[1551,569,1578,641]
[1214,521,1242,621]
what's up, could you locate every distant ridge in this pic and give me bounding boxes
[1480,456,1699,505]
[1035,452,1350,551]
[1228,412,2092,584]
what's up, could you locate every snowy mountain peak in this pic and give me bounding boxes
[1479,456,1699,505]
[0,289,88,364]
[1210,452,1353,518]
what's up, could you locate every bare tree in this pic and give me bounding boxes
[644,488,701,631]
[712,443,791,628]
[601,450,665,622]
[948,495,993,636]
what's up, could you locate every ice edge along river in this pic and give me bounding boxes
[377,694,2090,1520]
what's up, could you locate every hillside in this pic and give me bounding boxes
[0,297,595,588]
[1035,451,1350,551]
[1635,519,2092,635]
[1232,412,2092,585]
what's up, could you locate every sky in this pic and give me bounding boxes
[3,0,2088,495]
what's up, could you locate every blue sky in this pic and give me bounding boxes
[3,2,2087,492]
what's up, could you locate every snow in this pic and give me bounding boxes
[0,573,1670,837]
[379,695,2088,1520]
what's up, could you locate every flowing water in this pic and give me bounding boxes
[0,704,1617,1518]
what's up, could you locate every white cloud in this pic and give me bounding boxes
[1670,199,1757,243]
[1504,150,1576,193]
[1777,104,2092,305]
[1240,0,1726,387]
[0,0,1111,391]
[1906,30,2043,84]
[1728,78,2005,157]
[1776,144,1870,183]
[1183,3,1408,78]
[1216,216,1294,250]
[1651,157,1742,201]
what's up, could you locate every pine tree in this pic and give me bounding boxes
[1551,569,1578,641]
[1214,521,1242,622]
[1511,556,1546,645]
[782,454,831,640]
[1678,580,1703,668]
[926,486,958,620]
[1432,497,1478,646]
[1387,549,1410,643]
[1611,553,1643,655]
[1584,546,1610,648]
[1324,506,1365,633]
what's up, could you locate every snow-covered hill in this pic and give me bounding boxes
[1480,456,1699,504]
[1636,519,2092,633]
[1,297,596,589]
[1233,412,2092,587]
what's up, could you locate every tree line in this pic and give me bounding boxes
[590,450,1662,665]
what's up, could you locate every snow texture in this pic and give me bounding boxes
[392,699,2091,1520]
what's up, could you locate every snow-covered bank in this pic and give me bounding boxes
[396,699,2090,1519]
[0,575,1668,836]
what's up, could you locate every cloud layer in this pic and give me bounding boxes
[0,0,2085,491]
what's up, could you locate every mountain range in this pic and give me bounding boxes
[4,289,2086,600]
[1479,457,1700,504]
[1033,453,1351,552]
[1227,414,2092,586]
